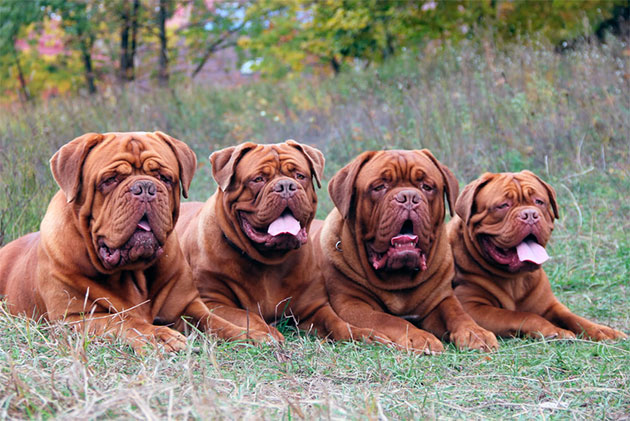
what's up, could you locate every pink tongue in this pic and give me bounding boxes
[267,213,301,236]
[391,234,418,245]
[516,240,549,264]
[137,220,151,231]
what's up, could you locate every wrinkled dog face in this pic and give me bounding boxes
[461,171,558,273]
[85,136,181,269]
[331,150,456,273]
[218,142,322,252]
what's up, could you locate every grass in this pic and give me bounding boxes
[0,36,629,418]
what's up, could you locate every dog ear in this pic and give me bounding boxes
[328,151,376,219]
[50,133,104,203]
[210,142,258,191]
[455,173,496,223]
[521,170,559,219]
[285,140,325,188]
[154,131,197,199]
[419,149,459,217]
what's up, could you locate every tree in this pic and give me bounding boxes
[178,0,253,78]
[157,0,170,85]
[48,0,102,94]
[0,0,45,101]
[118,0,141,82]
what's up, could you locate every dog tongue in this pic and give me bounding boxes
[137,220,151,232]
[516,240,549,265]
[267,213,301,236]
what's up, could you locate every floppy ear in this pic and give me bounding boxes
[521,170,559,219]
[154,131,197,199]
[210,142,257,191]
[419,149,459,217]
[50,133,104,203]
[285,139,325,188]
[455,173,496,223]
[328,151,376,219]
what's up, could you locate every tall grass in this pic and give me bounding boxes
[0,37,629,418]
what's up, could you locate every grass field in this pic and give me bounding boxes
[0,38,629,419]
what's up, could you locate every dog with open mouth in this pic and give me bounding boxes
[313,150,498,354]
[0,131,245,353]
[447,170,627,340]
[176,141,378,343]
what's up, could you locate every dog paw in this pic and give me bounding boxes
[232,326,285,343]
[129,326,187,354]
[581,324,627,341]
[450,324,499,352]
[393,329,444,355]
[528,326,576,340]
[154,327,188,352]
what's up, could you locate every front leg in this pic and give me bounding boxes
[63,313,187,353]
[461,301,575,339]
[330,294,444,354]
[423,296,498,352]
[543,301,627,341]
[298,303,388,344]
[191,298,284,343]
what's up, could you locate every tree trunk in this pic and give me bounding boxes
[81,36,97,94]
[11,44,30,102]
[130,0,139,80]
[330,56,341,75]
[119,0,139,82]
[119,0,130,81]
[157,0,169,86]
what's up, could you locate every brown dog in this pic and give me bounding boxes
[176,141,376,343]
[448,170,627,340]
[313,150,498,353]
[0,131,245,353]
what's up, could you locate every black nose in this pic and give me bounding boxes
[130,180,156,202]
[273,179,297,199]
[395,189,421,208]
[518,208,540,225]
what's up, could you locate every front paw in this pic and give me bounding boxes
[393,329,444,355]
[153,326,188,352]
[526,324,576,340]
[580,323,627,341]
[450,323,498,352]
[230,326,285,344]
[129,326,187,353]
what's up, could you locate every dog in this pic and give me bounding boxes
[0,131,244,353]
[313,149,498,353]
[448,170,627,340]
[176,140,377,343]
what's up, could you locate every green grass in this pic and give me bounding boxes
[0,37,629,418]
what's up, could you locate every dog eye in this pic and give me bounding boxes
[373,184,386,192]
[535,199,545,206]
[422,183,434,192]
[159,174,173,184]
[252,176,265,183]
[295,173,306,180]
[100,176,118,188]
[496,202,510,210]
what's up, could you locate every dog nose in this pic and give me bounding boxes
[518,208,540,225]
[273,179,297,199]
[395,189,421,208]
[130,180,156,202]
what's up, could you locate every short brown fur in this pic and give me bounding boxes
[448,170,627,340]
[314,150,498,353]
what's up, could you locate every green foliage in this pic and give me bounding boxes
[1,0,627,101]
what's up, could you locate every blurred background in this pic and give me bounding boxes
[1,0,628,102]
